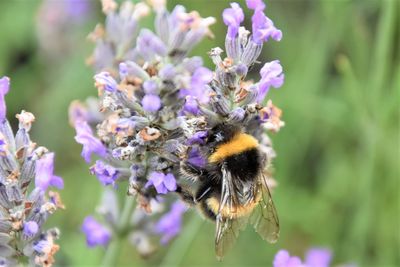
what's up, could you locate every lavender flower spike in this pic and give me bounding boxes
[0,76,10,121]
[0,77,63,266]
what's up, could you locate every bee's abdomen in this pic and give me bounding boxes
[225,148,261,182]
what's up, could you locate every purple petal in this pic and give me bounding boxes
[246,0,266,10]
[142,94,161,112]
[143,80,158,94]
[94,72,118,92]
[0,77,10,121]
[23,221,39,237]
[305,248,332,267]
[74,122,107,163]
[82,216,111,247]
[163,173,177,191]
[50,175,64,189]
[35,153,62,191]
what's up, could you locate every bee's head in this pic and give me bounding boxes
[206,123,241,147]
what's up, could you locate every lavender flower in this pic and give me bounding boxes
[145,172,177,195]
[70,0,285,260]
[155,201,187,244]
[82,216,111,247]
[0,77,63,266]
[94,72,118,92]
[0,77,10,121]
[246,0,266,10]
[257,60,284,102]
[223,3,244,38]
[273,248,333,267]
[74,121,107,163]
[23,221,39,238]
[35,153,64,191]
[251,8,282,44]
[90,160,119,186]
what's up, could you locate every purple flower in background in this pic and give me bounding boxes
[65,0,91,19]
[90,160,119,186]
[23,221,39,237]
[94,72,118,92]
[273,248,333,267]
[82,216,111,247]
[142,94,162,112]
[187,147,206,168]
[251,9,282,44]
[246,0,266,10]
[74,121,107,163]
[145,172,177,194]
[187,131,208,145]
[257,60,284,102]
[0,76,10,121]
[35,153,64,191]
[223,3,244,38]
[273,250,303,267]
[305,248,332,267]
[155,201,187,244]
[180,67,213,104]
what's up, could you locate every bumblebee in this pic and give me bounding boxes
[177,123,279,259]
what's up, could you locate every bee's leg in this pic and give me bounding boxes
[195,182,212,202]
[180,161,208,182]
[175,184,196,206]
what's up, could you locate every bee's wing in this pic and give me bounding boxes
[249,173,280,243]
[214,164,248,260]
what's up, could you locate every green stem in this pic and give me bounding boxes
[101,196,136,267]
[159,214,204,267]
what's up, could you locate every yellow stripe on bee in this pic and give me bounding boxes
[206,195,261,218]
[208,133,259,163]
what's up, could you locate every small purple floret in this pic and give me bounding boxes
[74,121,107,163]
[0,76,10,121]
[23,221,39,237]
[223,3,244,38]
[142,94,162,112]
[155,201,187,244]
[145,172,177,194]
[305,248,332,267]
[35,153,64,192]
[246,0,266,10]
[251,9,282,44]
[94,72,118,92]
[90,160,119,186]
[273,250,303,267]
[82,216,111,247]
[257,60,284,102]
[187,131,208,145]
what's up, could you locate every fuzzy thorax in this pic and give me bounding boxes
[208,133,259,163]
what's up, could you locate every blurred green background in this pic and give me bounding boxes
[0,0,398,266]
